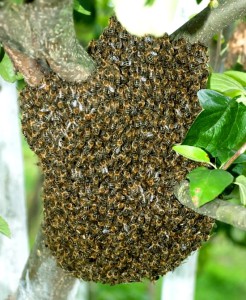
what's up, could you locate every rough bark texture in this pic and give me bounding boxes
[1,0,245,84]
[175,181,246,232]
[16,229,84,300]
[0,0,96,84]
[0,77,29,299]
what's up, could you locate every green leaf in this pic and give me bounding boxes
[0,53,23,83]
[214,149,246,165]
[0,216,11,238]
[172,145,210,163]
[234,175,246,205]
[197,89,230,111]
[74,0,91,15]
[224,71,246,87]
[236,95,246,106]
[183,91,246,157]
[196,0,203,4]
[208,73,245,98]
[145,0,156,6]
[231,163,246,177]
[187,167,234,207]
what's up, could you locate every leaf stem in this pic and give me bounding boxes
[208,162,217,169]
[221,142,246,170]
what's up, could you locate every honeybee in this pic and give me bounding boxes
[101,132,110,142]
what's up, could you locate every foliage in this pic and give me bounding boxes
[187,167,234,207]
[173,71,246,207]
[145,0,156,6]
[208,72,246,101]
[234,176,246,205]
[0,216,11,238]
[172,145,210,164]
[0,53,23,83]
[73,0,91,15]
[183,90,246,156]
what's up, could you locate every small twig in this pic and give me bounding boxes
[221,142,246,170]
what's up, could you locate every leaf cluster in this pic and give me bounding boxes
[173,71,246,207]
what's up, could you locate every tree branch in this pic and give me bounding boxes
[175,181,246,231]
[1,0,245,83]
[16,228,82,300]
[171,0,246,45]
[0,1,96,84]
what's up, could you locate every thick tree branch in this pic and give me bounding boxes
[171,0,246,45]
[1,0,245,84]
[0,1,96,84]
[175,181,246,231]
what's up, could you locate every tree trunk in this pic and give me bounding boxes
[16,229,87,300]
[0,77,29,299]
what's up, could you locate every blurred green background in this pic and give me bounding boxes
[21,0,246,299]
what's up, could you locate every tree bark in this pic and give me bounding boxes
[16,229,86,300]
[0,77,29,300]
[1,0,245,84]
[0,0,96,84]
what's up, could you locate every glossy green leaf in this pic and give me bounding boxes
[196,0,203,4]
[184,91,246,157]
[231,163,246,177]
[0,53,23,83]
[74,0,91,15]
[224,71,246,87]
[173,145,210,163]
[0,216,11,238]
[213,148,246,165]
[197,89,230,111]
[187,167,234,207]
[208,73,245,97]
[234,175,246,205]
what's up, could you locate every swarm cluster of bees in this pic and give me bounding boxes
[20,17,214,284]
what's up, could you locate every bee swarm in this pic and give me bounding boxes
[20,17,214,284]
